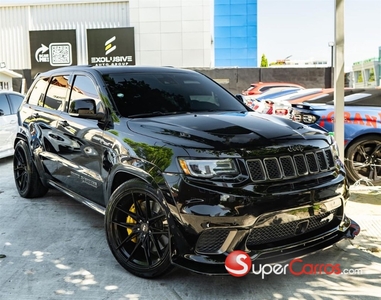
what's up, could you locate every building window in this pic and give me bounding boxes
[368,68,375,82]
[355,71,363,83]
[0,81,9,90]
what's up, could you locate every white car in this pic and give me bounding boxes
[0,91,24,159]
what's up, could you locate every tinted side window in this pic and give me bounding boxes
[28,78,49,106]
[44,75,70,110]
[0,94,11,116]
[8,94,24,113]
[68,75,103,114]
[70,75,99,100]
[259,86,274,93]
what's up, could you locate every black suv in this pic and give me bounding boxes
[14,65,359,278]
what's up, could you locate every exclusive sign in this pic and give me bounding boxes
[87,28,135,66]
[29,30,77,77]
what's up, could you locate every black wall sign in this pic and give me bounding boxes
[29,30,77,77]
[87,28,135,66]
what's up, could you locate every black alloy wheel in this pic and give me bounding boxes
[13,140,49,198]
[105,179,172,278]
[345,135,381,185]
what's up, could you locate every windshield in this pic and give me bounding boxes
[103,71,247,117]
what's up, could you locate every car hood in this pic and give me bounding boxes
[126,112,326,149]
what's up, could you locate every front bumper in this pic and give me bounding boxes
[162,162,356,275]
[171,216,359,275]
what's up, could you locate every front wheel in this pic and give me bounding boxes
[105,179,172,278]
[13,140,49,198]
[345,135,381,185]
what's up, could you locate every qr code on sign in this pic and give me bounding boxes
[49,43,72,66]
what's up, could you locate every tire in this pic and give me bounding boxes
[345,135,381,185]
[105,179,172,278]
[13,140,49,198]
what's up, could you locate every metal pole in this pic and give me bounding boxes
[334,0,345,163]
[379,46,381,86]
[331,45,334,88]
[328,42,334,88]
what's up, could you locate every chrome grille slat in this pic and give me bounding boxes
[246,147,335,182]
[247,159,266,181]
[279,156,296,178]
[316,150,328,171]
[264,158,281,179]
[325,149,335,167]
[306,152,318,173]
[294,154,308,175]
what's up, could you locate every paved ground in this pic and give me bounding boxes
[0,156,380,300]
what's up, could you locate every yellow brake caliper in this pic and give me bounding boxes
[127,204,137,243]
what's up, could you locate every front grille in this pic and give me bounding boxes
[246,209,337,246]
[246,148,335,182]
[195,229,230,254]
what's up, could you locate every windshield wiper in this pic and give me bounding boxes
[128,111,189,118]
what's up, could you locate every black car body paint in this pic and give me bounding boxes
[14,66,359,277]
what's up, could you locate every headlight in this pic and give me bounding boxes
[329,133,340,158]
[293,112,318,124]
[302,114,318,124]
[178,158,239,178]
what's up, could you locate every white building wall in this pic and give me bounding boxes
[0,6,30,69]
[0,74,13,90]
[0,0,213,70]
[129,0,213,67]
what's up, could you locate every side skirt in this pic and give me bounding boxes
[47,180,106,215]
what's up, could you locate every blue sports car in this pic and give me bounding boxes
[292,88,381,185]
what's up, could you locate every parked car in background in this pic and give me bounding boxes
[243,87,301,110]
[241,81,304,96]
[292,88,381,185]
[14,65,359,278]
[287,88,334,104]
[249,88,323,118]
[0,90,24,159]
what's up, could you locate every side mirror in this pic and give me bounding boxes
[69,98,104,120]
[0,109,4,116]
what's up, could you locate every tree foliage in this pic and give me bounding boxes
[260,54,268,67]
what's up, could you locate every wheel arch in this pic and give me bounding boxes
[107,167,183,246]
[343,132,381,184]
[344,132,381,156]
[14,132,28,149]
[108,166,168,206]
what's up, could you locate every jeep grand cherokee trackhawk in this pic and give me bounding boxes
[14,65,359,278]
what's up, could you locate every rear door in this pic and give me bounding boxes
[23,75,69,179]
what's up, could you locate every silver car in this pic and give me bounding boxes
[0,90,24,159]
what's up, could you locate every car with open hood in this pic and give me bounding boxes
[14,65,359,278]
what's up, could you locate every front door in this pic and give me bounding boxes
[53,74,106,205]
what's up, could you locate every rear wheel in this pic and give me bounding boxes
[13,140,49,198]
[345,135,381,185]
[105,179,172,278]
